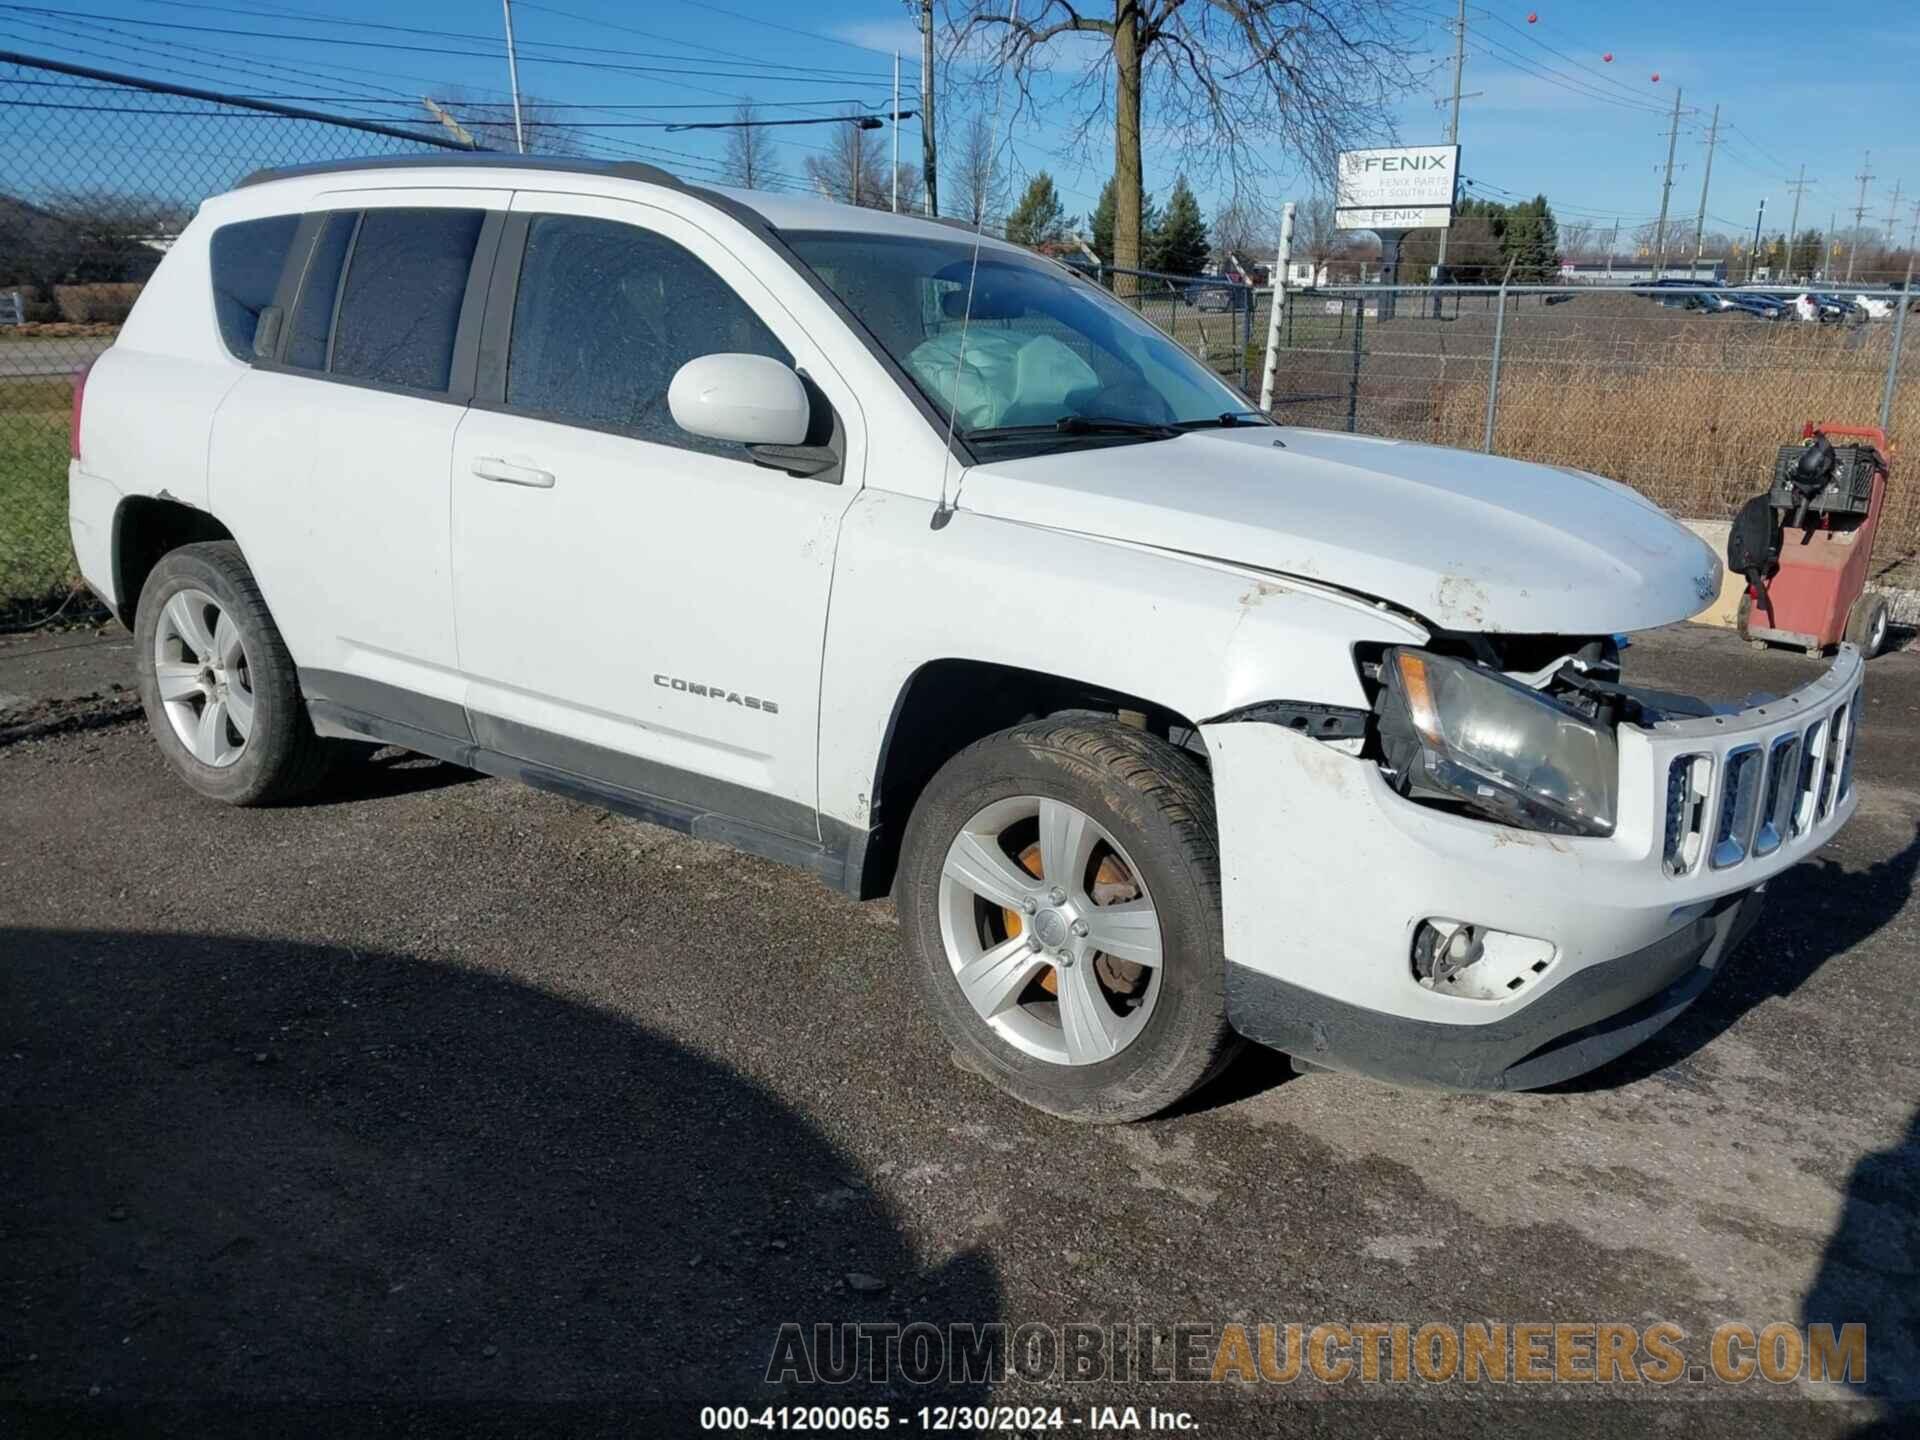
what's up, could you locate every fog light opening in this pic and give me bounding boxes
[1413,919,1557,1000]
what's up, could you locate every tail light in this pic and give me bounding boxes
[70,358,97,462]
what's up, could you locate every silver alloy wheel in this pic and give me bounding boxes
[1869,603,1889,657]
[153,587,255,768]
[937,795,1164,1066]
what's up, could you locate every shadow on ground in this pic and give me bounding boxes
[1804,1105,1920,1410]
[0,929,997,1430]
[1557,822,1920,1092]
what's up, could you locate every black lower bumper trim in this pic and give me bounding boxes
[1226,888,1765,1091]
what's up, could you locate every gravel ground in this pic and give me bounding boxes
[2,625,1915,1436]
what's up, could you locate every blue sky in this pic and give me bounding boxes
[6,0,1917,252]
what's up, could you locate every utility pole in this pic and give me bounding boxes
[1606,217,1619,277]
[1783,164,1813,279]
[1749,197,1765,282]
[891,52,900,213]
[1691,103,1719,273]
[1883,178,1905,244]
[916,0,938,216]
[500,0,526,154]
[1652,86,1683,276]
[1825,209,1837,281]
[1430,0,1467,298]
[421,97,477,149]
[1848,149,1873,281]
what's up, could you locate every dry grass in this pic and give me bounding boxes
[1269,303,1920,590]
[52,283,144,324]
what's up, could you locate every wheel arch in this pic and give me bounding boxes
[846,656,1209,901]
[111,496,235,629]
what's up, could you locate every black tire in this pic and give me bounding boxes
[133,541,335,806]
[897,719,1239,1123]
[1845,593,1890,659]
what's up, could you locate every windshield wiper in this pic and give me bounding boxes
[964,415,1180,443]
[1172,411,1273,430]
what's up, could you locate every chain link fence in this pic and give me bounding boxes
[0,51,472,626]
[1259,282,1920,599]
[7,47,1916,624]
[1082,263,1263,393]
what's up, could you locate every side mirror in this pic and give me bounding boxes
[667,353,810,447]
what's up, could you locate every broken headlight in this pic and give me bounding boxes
[1377,648,1617,837]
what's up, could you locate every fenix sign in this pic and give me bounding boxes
[1335,145,1458,231]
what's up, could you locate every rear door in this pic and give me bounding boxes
[448,189,864,849]
[210,188,506,721]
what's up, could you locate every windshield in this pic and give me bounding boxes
[784,230,1262,453]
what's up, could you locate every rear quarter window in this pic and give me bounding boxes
[208,214,299,359]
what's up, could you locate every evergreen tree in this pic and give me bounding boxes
[1004,173,1072,248]
[1147,175,1210,276]
[1500,194,1560,282]
[1091,178,1116,263]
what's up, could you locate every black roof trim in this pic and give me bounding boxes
[237,154,684,191]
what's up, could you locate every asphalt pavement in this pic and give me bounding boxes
[2,623,1916,1435]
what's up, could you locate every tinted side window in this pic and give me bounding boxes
[505,214,790,459]
[330,209,484,391]
[285,211,356,371]
[208,215,299,359]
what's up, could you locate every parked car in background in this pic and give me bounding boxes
[67,155,1866,1119]
[1183,279,1247,313]
[1851,292,1894,320]
[1704,291,1787,321]
[1791,293,1856,323]
[1641,278,1717,311]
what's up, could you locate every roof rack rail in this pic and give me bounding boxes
[237,154,683,191]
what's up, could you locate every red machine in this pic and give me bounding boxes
[1736,422,1893,657]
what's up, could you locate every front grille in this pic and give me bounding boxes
[1753,732,1800,858]
[1663,754,1711,875]
[1660,677,1860,880]
[1817,704,1848,822]
[1710,746,1763,869]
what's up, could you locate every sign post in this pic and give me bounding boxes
[1335,145,1458,320]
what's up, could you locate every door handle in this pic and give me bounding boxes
[471,457,555,489]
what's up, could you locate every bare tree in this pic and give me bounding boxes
[946,1,1421,286]
[804,112,890,208]
[1557,221,1595,263]
[1210,194,1275,275]
[721,103,779,190]
[893,162,927,214]
[1295,195,1340,276]
[437,88,583,156]
[948,111,1007,227]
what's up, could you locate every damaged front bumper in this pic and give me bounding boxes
[1202,646,1864,1090]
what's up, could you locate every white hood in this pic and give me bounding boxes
[960,426,1723,634]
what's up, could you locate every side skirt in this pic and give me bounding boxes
[304,680,870,895]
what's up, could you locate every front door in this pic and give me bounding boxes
[449,191,864,851]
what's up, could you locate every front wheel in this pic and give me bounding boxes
[897,719,1237,1123]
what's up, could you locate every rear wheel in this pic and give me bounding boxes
[898,719,1237,1123]
[1846,593,1890,658]
[134,541,335,805]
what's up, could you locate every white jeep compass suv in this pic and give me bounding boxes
[68,156,1864,1120]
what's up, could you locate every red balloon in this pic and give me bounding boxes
[1650,72,1660,82]
[1526,10,1537,21]
[1602,52,1613,62]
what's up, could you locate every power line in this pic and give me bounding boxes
[113,0,910,86]
[656,0,903,60]
[0,6,917,88]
